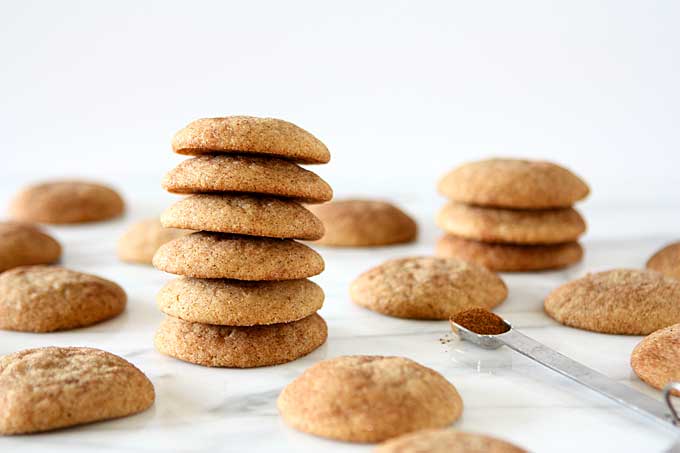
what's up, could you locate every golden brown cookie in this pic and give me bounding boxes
[436,235,583,272]
[161,155,333,203]
[160,194,324,240]
[350,257,507,320]
[10,181,124,224]
[544,269,680,335]
[0,347,154,435]
[438,159,590,209]
[171,116,330,164]
[153,232,324,280]
[0,222,61,272]
[631,324,680,391]
[647,242,680,279]
[117,218,190,265]
[277,355,463,443]
[307,199,417,247]
[437,202,586,244]
[157,277,323,326]
[0,265,126,332]
[154,313,327,368]
[375,429,527,453]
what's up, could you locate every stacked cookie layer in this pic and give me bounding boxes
[436,158,589,272]
[152,116,332,367]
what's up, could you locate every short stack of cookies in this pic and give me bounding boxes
[436,158,589,272]
[152,116,332,368]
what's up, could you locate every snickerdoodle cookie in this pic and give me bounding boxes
[350,257,506,319]
[375,429,527,453]
[154,313,327,367]
[117,218,189,265]
[157,277,323,325]
[10,181,124,224]
[0,265,126,332]
[161,155,332,203]
[277,355,463,443]
[172,116,330,164]
[0,347,154,435]
[307,199,417,247]
[153,232,324,280]
[437,202,586,244]
[631,323,680,391]
[0,222,61,272]
[160,194,324,240]
[436,235,583,272]
[544,269,680,335]
[438,159,589,209]
[647,242,680,279]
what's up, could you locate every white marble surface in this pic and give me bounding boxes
[0,189,679,452]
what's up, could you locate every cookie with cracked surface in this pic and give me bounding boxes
[118,218,190,265]
[277,355,463,443]
[0,222,61,272]
[0,265,126,332]
[307,199,417,247]
[544,269,680,335]
[154,313,327,368]
[438,158,589,209]
[172,116,330,164]
[161,155,332,203]
[152,232,324,280]
[647,242,680,279]
[0,347,154,435]
[375,429,527,453]
[160,194,324,240]
[631,324,680,391]
[10,181,124,224]
[157,277,323,326]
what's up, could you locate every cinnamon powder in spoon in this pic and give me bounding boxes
[452,308,509,335]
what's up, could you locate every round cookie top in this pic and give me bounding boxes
[0,347,154,435]
[647,242,680,279]
[10,180,124,224]
[631,323,680,391]
[0,265,127,333]
[171,116,330,164]
[307,199,417,247]
[154,313,327,368]
[350,257,507,319]
[437,202,586,245]
[277,355,463,443]
[153,232,324,280]
[160,194,324,240]
[544,269,680,335]
[157,277,324,326]
[376,429,527,453]
[118,218,190,265]
[0,222,61,272]
[438,159,590,209]
[161,155,333,203]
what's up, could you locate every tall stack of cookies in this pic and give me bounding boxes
[152,116,332,368]
[436,158,589,272]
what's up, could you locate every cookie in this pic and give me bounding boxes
[376,429,527,453]
[153,232,324,280]
[350,257,507,320]
[436,235,583,272]
[307,199,417,247]
[277,355,463,443]
[647,242,680,279]
[0,222,61,272]
[437,202,586,244]
[154,313,327,368]
[160,194,324,240]
[0,265,126,332]
[544,269,680,335]
[438,159,589,209]
[0,347,154,435]
[157,277,323,325]
[10,181,124,224]
[171,116,330,164]
[161,155,332,203]
[631,323,680,391]
[118,218,190,265]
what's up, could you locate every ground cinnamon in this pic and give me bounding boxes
[451,308,509,335]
